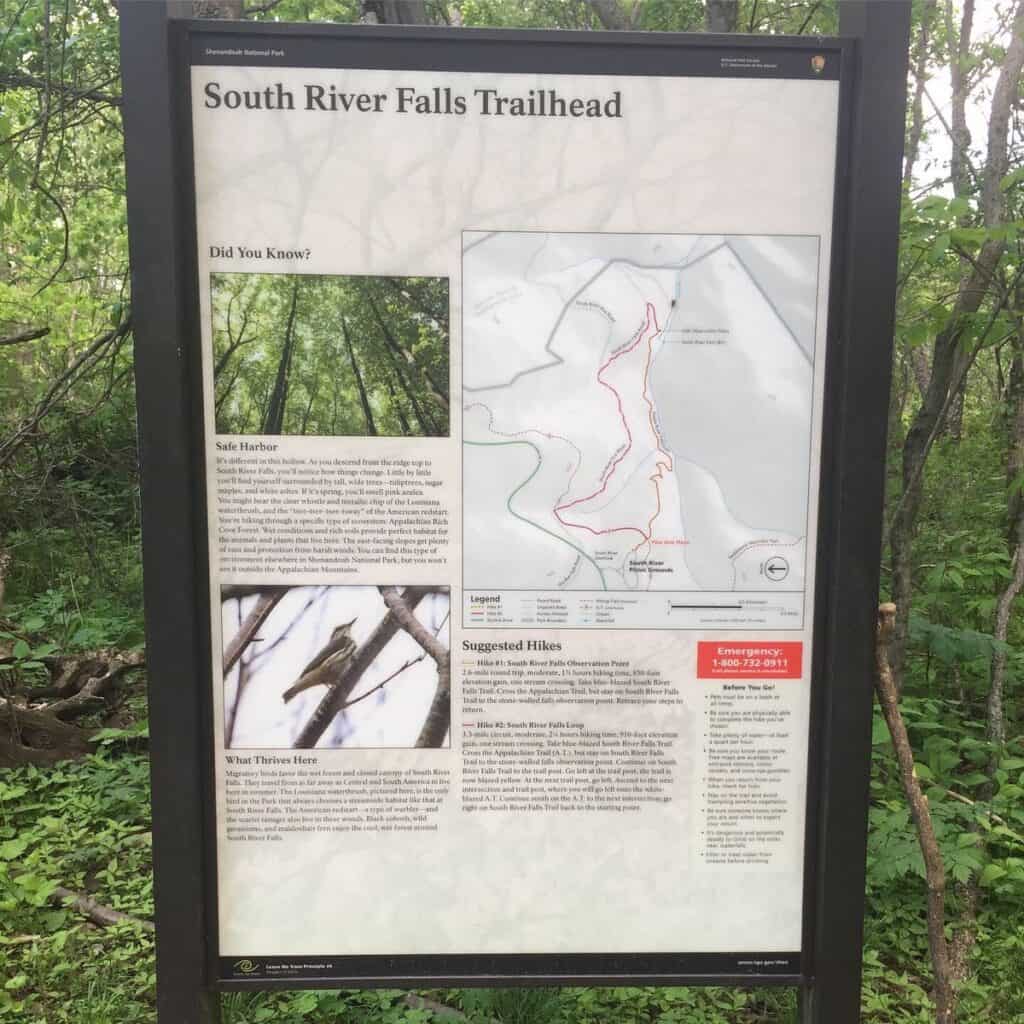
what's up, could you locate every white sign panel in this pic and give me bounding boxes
[186,33,841,982]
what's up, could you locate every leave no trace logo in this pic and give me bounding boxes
[233,959,260,975]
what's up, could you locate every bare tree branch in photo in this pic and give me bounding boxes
[378,585,451,748]
[250,587,329,664]
[340,653,426,711]
[293,586,438,749]
[379,586,449,665]
[221,584,289,601]
[224,652,250,749]
[416,666,451,748]
[222,587,289,677]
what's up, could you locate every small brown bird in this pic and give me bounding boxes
[282,618,357,702]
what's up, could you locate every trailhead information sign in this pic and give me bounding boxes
[182,26,846,983]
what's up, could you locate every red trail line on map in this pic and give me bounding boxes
[633,308,677,557]
[554,302,672,542]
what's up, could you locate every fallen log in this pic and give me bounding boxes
[0,701,95,767]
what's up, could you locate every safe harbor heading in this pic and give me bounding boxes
[202,82,623,118]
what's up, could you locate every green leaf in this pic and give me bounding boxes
[959,772,990,786]
[1000,166,1024,191]
[11,639,29,659]
[928,232,951,262]
[979,863,1007,886]
[0,837,28,861]
[948,196,971,218]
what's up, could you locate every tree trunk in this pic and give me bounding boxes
[366,307,436,435]
[386,375,412,436]
[341,316,378,435]
[362,283,449,410]
[299,380,319,434]
[0,702,95,767]
[360,0,429,24]
[904,0,937,187]
[262,279,300,435]
[989,326,1024,747]
[705,0,738,33]
[947,0,974,206]
[587,0,629,29]
[212,290,255,379]
[875,604,957,1024]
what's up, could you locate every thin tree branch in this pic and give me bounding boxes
[222,588,289,677]
[796,0,823,35]
[52,882,153,931]
[875,603,956,1024]
[0,326,49,347]
[0,318,132,469]
[293,587,438,749]
[379,585,448,665]
[0,72,121,107]
[379,587,452,750]
[340,653,426,711]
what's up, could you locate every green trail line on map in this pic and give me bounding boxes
[465,439,608,591]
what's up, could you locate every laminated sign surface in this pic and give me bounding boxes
[184,29,845,982]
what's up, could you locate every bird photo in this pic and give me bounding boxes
[220,585,450,750]
[282,617,357,702]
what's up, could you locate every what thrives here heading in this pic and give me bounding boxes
[202,81,623,118]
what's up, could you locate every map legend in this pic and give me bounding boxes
[462,590,805,630]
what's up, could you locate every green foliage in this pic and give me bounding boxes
[459,987,563,1023]
[0,754,155,1022]
[866,695,1024,1021]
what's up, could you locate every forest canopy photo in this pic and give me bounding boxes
[211,273,450,437]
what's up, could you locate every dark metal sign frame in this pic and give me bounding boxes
[119,4,910,1022]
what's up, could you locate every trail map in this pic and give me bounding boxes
[462,231,821,629]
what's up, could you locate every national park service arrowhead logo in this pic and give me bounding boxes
[811,54,826,74]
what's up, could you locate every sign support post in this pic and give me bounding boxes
[800,3,912,1023]
[119,4,910,1023]
[121,3,220,1022]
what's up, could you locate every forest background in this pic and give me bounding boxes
[1,1,1023,1022]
